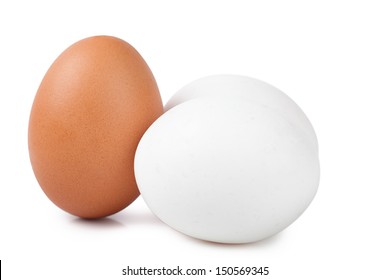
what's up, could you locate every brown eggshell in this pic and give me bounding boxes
[28,36,163,219]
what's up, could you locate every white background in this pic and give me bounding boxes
[1,0,389,279]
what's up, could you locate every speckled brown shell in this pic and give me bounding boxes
[28,36,163,218]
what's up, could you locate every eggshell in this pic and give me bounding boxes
[165,75,318,149]
[135,89,319,243]
[28,36,163,219]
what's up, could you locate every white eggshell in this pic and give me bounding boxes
[135,97,320,243]
[165,75,318,150]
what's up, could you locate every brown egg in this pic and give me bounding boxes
[28,36,163,219]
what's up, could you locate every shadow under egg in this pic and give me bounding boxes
[71,217,125,229]
[175,229,285,248]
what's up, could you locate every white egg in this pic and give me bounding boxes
[165,75,318,150]
[135,77,320,243]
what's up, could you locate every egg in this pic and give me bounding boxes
[28,36,163,219]
[135,76,319,243]
[165,75,318,149]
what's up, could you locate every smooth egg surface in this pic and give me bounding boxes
[135,97,319,243]
[165,75,318,150]
[28,36,163,218]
